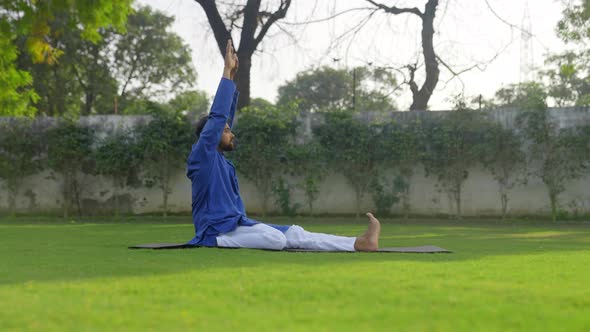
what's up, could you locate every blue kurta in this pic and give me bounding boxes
[186,78,289,246]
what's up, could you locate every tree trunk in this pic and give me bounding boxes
[455,182,462,219]
[63,175,70,219]
[53,65,67,115]
[7,188,16,216]
[409,0,440,111]
[163,191,168,218]
[261,189,269,217]
[71,177,83,217]
[194,0,292,110]
[355,189,362,219]
[162,179,169,218]
[549,190,558,222]
[500,191,508,220]
[83,90,94,116]
[113,182,120,219]
[235,54,252,110]
[402,186,411,220]
[259,174,271,217]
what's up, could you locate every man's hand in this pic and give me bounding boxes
[223,39,238,80]
[231,55,239,80]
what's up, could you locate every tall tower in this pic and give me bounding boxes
[520,2,534,83]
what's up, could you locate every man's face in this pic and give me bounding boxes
[218,123,235,152]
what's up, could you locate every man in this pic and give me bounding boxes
[186,39,380,251]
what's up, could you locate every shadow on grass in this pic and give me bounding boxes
[1,216,589,285]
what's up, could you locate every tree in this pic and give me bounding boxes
[480,123,527,220]
[368,176,403,217]
[271,176,301,216]
[136,115,193,217]
[168,90,209,118]
[278,66,352,112]
[0,119,44,214]
[556,0,590,43]
[285,141,327,216]
[0,34,38,116]
[421,102,487,219]
[513,83,590,222]
[45,121,95,218]
[522,117,589,222]
[12,5,195,116]
[0,0,131,116]
[314,111,383,217]
[380,118,422,218]
[366,0,440,110]
[62,22,119,116]
[540,1,590,107]
[114,6,196,108]
[95,131,142,217]
[488,82,548,110]
[194,0,292,109]
[14,12,92,117]
[122,99,172,116]
[277,66,397,113]
[230,101,298,215]
[542,51,590,107]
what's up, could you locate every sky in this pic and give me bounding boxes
[139,0,569,110]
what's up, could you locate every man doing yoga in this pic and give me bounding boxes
[186,39,380,251]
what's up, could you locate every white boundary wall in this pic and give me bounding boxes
[1,108,589,216]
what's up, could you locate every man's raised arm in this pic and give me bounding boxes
[197,39,239,150]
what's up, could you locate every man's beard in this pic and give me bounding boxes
[219,139,235,152]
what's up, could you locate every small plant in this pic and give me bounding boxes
[230,101,298,216]
[0,119,44,215]
[286,142,327,216]
[44,120,95,218]
[421,108,488,219]
[369,176,403,216]
[136,114,193,218]
[515,85,590,222]
[272,177,301,217]
[315,111,382,218]
[95,130,142,217]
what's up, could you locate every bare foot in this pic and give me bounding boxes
[354,212,381,251]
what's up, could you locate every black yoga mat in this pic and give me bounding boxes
[129,243,451,253]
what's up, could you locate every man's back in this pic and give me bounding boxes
[186,78,255,246]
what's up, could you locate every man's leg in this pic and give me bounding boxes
[216,223,287,250]
[284,225,356,251]
[353,213,381,251]
[284,213,381,252]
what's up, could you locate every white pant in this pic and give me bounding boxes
[216,224,356,251]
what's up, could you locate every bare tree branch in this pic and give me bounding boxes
[195,0,293,109]
[322,8,380,61]
[195,0,231,57]
[254,0,292,46]
[225,6,245,33]
[435,55,468,90]
[435,35,516,89]
[366,0,423,18]
[281,7,374,25]
[483,0,523,32]
[407,64,419,97]
[239,0,262,54]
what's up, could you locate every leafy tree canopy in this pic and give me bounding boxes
[277,66,397,113]
[0,0,132,116]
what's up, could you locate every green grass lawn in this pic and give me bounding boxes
[1,216,589,332]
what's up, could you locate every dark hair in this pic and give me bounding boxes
[195,115,208,138]
[194,115,232,138]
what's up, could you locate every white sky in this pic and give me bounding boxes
[139,0,569,110]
